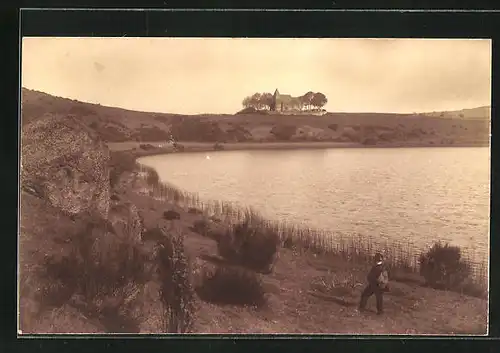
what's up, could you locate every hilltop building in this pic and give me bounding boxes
[271,89,302,112]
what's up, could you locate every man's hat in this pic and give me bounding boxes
[374,252,384,264]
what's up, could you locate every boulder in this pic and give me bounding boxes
[21,114,111,218]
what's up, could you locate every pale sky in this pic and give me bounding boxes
[22,37,491,115]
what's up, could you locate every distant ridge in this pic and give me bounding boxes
[421,106,490,120]
[21,88,490,146]
[22,87,490,119]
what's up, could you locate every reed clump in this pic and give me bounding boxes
[216,211,281,274]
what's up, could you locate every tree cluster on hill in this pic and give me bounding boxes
[242,93,274,111]
[242,91,328,111]
[300,91,328,111]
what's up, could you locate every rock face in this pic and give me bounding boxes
[21,114,110,218]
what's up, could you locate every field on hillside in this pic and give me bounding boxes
[21,88,490,147]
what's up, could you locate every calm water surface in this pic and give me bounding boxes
[139,147,490,261]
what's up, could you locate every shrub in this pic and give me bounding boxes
[217,219,280,274]
[236,107,269,115]
[419,242,472,290]
[196,266,266,307]
[134,127,171,142]
[145,168,160,186]
[38,213,148,332]
[142,227,166,243]
[139,143,156,151]
[163,210,181,221]
[214,142,224,151]
[236,107,258,115]
[170,120,226,142]
[173,142,185,152]
[191,219,209,236]
[156,230,196,333]
[270,125,297,141]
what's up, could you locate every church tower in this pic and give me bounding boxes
[271,88,280,111]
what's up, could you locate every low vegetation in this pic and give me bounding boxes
[196,265,267,307]
[419,243,476,291]
[37,212,149,333]
[139,165,487,300]
[145,168,160,186]
[236,106,269,115]
[156,228,197,333]
[217,217,281,274]
[213,142,224,151]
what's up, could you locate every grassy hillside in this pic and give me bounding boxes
[19,90,488,334]
[422,106,491,120]
[21,88,490,146]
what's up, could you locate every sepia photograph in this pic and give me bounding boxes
[19,37,490,335]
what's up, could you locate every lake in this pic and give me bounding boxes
[138,147,490,263]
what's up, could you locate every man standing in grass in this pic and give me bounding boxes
[358,252,389,315]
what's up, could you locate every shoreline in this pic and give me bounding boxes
[132,160,489,272]
[109,140,489,158]
[123,140,489,274]
[119,172,488,333]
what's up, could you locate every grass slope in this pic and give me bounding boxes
[21,88,490,146]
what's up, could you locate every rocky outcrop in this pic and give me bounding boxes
[21,114,111,218]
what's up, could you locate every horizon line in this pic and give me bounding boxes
[20,87,491,117]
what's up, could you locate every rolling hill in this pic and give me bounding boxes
[21,88,490,147]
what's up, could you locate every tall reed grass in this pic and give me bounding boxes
[137,163,488,298]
